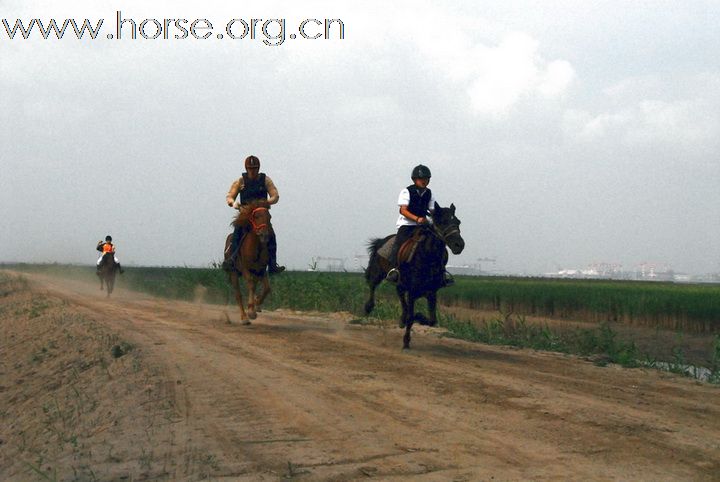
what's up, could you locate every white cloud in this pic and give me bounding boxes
[409,23,576,117]
[564,82,720,151]
[538,60,575,97]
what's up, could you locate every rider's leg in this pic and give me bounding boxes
[268,228,285,274]
[114,255,124,274]
[440,252,454,287]
[386,226,414,283]
[441,266,455,287]
[222,224,243,272]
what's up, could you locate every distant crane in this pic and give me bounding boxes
[353,253,369,271]
[476,257,496,274]
[315,256,347,272]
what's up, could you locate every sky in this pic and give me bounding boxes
[1,0,719,275]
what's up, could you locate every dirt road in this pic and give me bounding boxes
[2,272,719,481]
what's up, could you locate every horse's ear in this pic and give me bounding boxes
[450,203,456,213]
[434,201,441,212]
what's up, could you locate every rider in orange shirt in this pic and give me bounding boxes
[96,235,124,273]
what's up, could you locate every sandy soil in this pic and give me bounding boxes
[1,271,719,481]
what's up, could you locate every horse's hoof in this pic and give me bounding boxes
[248,311,257,320]
[241,319,251,326]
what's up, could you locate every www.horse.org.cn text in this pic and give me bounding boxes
[1,11,346,46]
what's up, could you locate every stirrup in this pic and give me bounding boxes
[385,268,400,283]
[442,271,455,287]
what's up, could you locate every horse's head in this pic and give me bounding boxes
[235,201,271,242]
[432,201,465,255]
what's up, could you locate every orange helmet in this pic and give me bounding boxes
[244,155,260,170]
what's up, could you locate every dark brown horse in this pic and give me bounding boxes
[97,252,119,297]
[365,202,465,349]
[224,201,272,324]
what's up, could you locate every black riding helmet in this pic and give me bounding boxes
[411,164,431,180]
[105,235,112,242]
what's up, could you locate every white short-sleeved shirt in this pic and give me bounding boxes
[396,188,436,227]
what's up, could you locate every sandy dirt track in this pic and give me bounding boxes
[2,272,719,481]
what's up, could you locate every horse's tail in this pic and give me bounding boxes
[364,235,394,282]
[367,237,386,257]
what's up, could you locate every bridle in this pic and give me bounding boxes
[430,220,461,245]
[249,207,269,233]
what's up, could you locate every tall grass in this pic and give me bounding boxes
[441,313,641,367]
[4,264,720,333]
[442,277,720,333]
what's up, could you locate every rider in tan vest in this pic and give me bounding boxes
[222,155,285,274]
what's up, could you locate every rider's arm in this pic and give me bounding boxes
[264,176,279,205]
[399,205,426,224]
[427,192,437,220]
[226,177,243,206]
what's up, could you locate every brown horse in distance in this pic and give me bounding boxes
[97,252,119,297]
[224,201,272,324]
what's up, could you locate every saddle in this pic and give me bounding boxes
[378,231,426,264]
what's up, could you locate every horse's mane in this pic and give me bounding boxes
[232,201,268,228]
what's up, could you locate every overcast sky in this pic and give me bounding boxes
[1,0,719,275]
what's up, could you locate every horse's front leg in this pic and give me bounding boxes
[255,273,271,312]
[244,274,258,320]
[230,272,250,324]
[403,294,415,349]
[396,286,410,328]
[426,291,438,327]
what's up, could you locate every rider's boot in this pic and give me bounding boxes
[117,263,125,274]
[221,257,235,272]
[268,231,285,274]
[385,239,401,283]
[268,254,285,274]
[441,270,455,287]
[269,263,286,274]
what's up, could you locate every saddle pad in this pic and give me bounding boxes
[377,236,396,260]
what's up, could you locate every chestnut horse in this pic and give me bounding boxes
[364,202,465,349]
[97,252,119,297]
[224,201,272,324]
